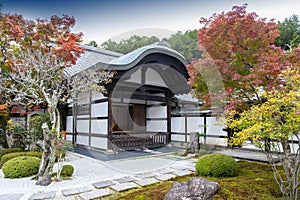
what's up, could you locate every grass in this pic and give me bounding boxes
[103,161,288,200]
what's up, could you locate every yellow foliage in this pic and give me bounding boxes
[227,67,300,146]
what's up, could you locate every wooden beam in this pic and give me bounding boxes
[107,91,113,150]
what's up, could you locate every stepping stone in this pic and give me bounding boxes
[62,186,91,196]
[185,166,196,171]
[0,193,24,200]
[135,172,156,179]
[155,174,176,181]
[93,180,115,189]
[29,191,56,200]
[157,168,175,174]
[171,165,188,170]
[78,189,112,200]
[172,170,193,177]
[114,176,137,184]
[110,182,138,192]
[135,178,160,187]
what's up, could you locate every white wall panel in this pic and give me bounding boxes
[77,135,89,146]
[66,116,73,132]
[77,115,89,119]
[91,102,108,117]
[91,119,107,134]
[171,134,186,142]
[145,68,167,87]
[91,91,105,101]
[206,117,227,136]
[187,117,204,133]
[146,120,167,132]
[125,68,141,84]
[171,117,185,132]
[147,106,167,118]
[77,120,89,133]
[91,137,107,149]
[206,138,227,146]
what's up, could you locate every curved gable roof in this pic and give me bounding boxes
[65,42,187,76]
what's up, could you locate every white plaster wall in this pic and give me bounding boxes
[91,102,108,117]
[76,120,89,133]
[91,137,107,149]
[147,106,167,118]
[125,68,141,84]
[206,117,227,137]
[66,116,73,132]
[146,120,167,132]
[206,138,227,146]
[145,68,167,87]
[171,134,189,142]
[171,117,185,133]
[91,91,106,101]
[187,117,204,133]
[91,119,107,134]
[77,135,89,146]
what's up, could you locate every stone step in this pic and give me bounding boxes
[110,182,138,192]
[134,178,160,187]
[92,180,115,189]
[78,189,112,200]
[62,186,91,196]
[29,191,56,200]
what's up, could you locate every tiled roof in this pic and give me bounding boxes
[64,45,123,77]
[64,42,186,76]
[175,93,200,104]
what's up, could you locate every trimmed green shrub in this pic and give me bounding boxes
[196,154,238,177]
[0,151,43,168]
[60,164,74,177]
[2,156,40,178]
[0,148,23,160]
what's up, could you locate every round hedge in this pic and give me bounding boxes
[1,151,42,168]
[0,148,23,160]
[196,154,238,177]
[2,156,40,178]
[61,164,74,177]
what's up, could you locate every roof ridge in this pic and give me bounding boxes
[80,44,123,57]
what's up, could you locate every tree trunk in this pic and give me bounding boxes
[36,123,56,186]
[281,138,298,200]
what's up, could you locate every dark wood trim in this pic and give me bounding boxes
[184,114,188,142]
[92,98,109,104]
[167,96,171,143]
[146,118,167,121]
[171,113,214,117]
[76,117,108,120]
[107,91,113,150]
[76,132,107,138]
[88,91,92,146]
[112,91,166,102]
[96,117,109,120]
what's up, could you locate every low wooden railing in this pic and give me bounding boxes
[110,131,168,150]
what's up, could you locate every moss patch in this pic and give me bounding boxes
[104,161,289,200]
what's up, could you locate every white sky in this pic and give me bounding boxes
[2,0,300,44]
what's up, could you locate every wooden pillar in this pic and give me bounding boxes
[72,98,77,145]
[203,113,207,144]
[185,114,188,143]
[88,91,92,147]
[166,94,171,143]
[107,91,113,150]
